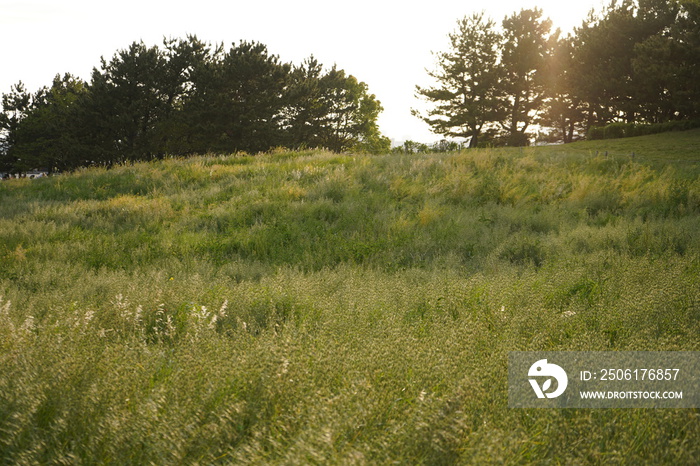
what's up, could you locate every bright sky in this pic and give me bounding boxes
[1,0,605,144]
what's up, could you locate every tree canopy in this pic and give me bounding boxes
[416,0,700,146]
[1,37,389,174]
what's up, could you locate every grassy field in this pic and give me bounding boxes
[1,130,699,464]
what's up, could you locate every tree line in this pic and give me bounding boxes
[415,0,700,147]
[0,37,389,174]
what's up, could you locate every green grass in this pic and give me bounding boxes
[540,128,700,169]
[1,132,699,464]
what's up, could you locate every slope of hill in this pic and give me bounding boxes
[544,128,700,167]
[1,131,699,463]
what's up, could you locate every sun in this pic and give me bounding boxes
[532,0,603,33]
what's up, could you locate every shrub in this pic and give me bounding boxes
[588,120,700,140]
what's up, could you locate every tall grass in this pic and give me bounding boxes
[1,134,699,463]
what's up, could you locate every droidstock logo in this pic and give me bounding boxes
[528,359,568,399]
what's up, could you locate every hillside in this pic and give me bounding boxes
[542,128,700,167]
[1,130,699,463]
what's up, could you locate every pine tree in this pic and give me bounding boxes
[414,13,502,148]
[0,82,31,173]
[498,8,554,146]
[541,37,585,143]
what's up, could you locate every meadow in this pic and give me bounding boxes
[1,130,699,464]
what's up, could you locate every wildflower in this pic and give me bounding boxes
[237,317,248,332]
[21,315,35,333]
[0,296,10,316]
[113,294,128,309]
[165,315,176,336]
[278,358,290,377]
[218,299,229,318]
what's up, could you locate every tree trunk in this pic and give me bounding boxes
[469,128,480,148]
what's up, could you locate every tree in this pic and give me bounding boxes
[632,0,699,121]
[17,75,86,173]
[283,57,388,153]
[498,8,555,146]
[0,76,88,173]
[314,67,385,152]
[0,82,32,173]
[540,36,586,142]
[570,0,681,130]
[283,56,327,149]
[414,13,502,148]
[181,41,291,154]
[80,37,225,164]
[153,36,222,155]
[571,2,635,129]
[2,37,389,170]
[671,0,700,119]
[85,41,175,165]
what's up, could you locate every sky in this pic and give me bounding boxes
[1,0,605,144]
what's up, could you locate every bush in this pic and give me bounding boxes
[588,120,700,140]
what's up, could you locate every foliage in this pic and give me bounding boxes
[570,0,682,128]
[392,139,466,154]
[1,130,699,463]
[285,57,389,154]
[418,0,700,144]
[414,13,502,148]
[416,9,557,147]
[498,8,553,144]
[0,82,32,173]
[0,37,387,173]
[539,36,586,143]
[179,40,292,154]
[588,119,700,139]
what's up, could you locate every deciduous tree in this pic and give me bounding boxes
[284,57,388,152]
